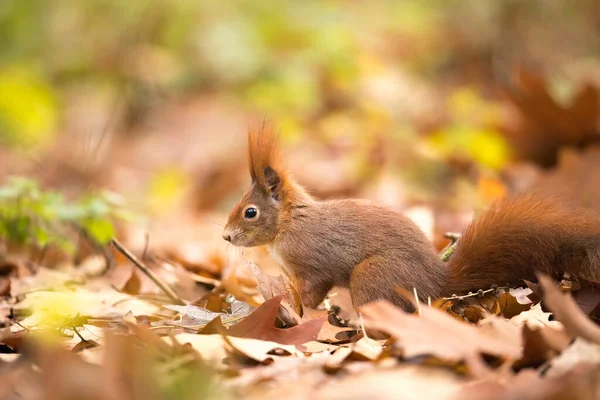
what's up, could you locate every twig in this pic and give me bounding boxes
[72,326,88,343]
[358,312,371,341]
[442,285,507,301]
[440,232,462,262]
[112,238,186,305]
[413,287,422,316]
[11,319,33,333]
[443,232,462,243]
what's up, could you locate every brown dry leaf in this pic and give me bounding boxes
[171,333,303,364]
[106,264,140,295]
[477,314,522,350]
[476,294,502,315]
[220,261,262,305]
[460,362,600,400]
[510,304,571,354]
[246,261,303,317]
[318,363,463,400]
[495,292,532,318]
[570,279,600,317]
[165,246,224,277]
[227,352,333,395]
[513,324,560,370]
[324,346,353,372]
[463,306,486,323]
[10,267,84,297]
[71,339,100,353]
[200,295,325,346]
[361,301,521,374]
[300,341,339,354]
[538,274,600,344]
[531,146,600,213]
[316,321,357,343]
[501,66,600,168]
[0,278,10,297]
[66,325,104,352]
[348,337,384,361]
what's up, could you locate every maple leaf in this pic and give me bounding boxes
[500,66,600,168]
[361,300,521,375]
[199,295,325,346]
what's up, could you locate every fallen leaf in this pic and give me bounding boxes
[107,264,143,296]
[11,267,84,297]
[500,66,600,168]
[510,303,559,329]
[318,363,462,400]
[300,341,339,354]
[463,306,486,323]
[545,338,600,378]
[71,339,100,353]
[324,346,353,372]
[199,295,325,346]
[160,301,254,329]
[66,324,104,351]
[513,324,559,370]
[164,304,222,322]
[220,261,262,305]
[171,333,303,364]
[15,285,159,329]
[348,337,384,361]
[538,274,600,344]
[460,362,600,400]
[495,292,532,318]
[316,320,357,343]
[477,314,522,350]
[246,262,303,316]
[509,287,534,305]
[570,279,600,317]
[361,301,521,374]
[530,146,600,214]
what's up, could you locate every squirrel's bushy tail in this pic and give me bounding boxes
[446,193,600,295]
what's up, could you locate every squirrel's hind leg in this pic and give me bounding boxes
[350,256,415,312]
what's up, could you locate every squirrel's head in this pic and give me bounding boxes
[222,122,290,247]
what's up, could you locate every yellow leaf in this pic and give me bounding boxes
[0,67,57,149]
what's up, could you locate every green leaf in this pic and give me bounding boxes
[83,219,115,244]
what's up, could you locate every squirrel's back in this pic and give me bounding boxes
[447,193,600,294]
[276,198,446,299]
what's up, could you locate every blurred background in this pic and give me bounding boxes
[1,3,600,397]
[1,0,600,254]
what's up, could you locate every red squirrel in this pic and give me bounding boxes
[222,123,600,310]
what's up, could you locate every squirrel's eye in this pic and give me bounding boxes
[244,207,258,219]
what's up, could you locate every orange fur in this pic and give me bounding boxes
[247,122,310,206]
[447,193,600,294]
[248,121,286,187]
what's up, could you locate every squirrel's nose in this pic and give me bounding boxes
[222,231,232,242]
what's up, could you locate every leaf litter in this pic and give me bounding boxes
[3,234,600,400]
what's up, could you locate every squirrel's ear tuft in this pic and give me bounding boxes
[263,166,282,200]
[248,120,287,197]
